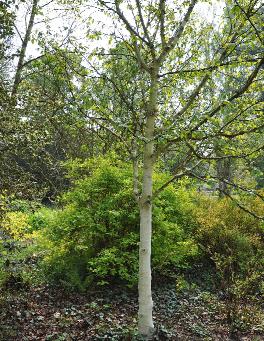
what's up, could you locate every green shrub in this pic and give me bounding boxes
[35,157,198,289]
[7,199,41,214]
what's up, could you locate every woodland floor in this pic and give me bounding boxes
[0,282,263,341]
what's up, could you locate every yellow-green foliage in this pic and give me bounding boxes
[33,157,199,289]
[0,199,43,287]
[193,194,264,295]
[0,211,30,286]
[2,160,263,295]
[2,211,31,240]
[152,176,198,272]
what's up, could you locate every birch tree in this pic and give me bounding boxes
[79,0,264,338]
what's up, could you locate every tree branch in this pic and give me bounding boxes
[234,0,263,44]
[11,0,39,97]
[190,56,264,133]
[135,0,153,48]
[159,0,166,48]
[158,58,262,77]
[187,172,264,220]
[157,0,198,64]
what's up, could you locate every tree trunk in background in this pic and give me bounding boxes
[11,0,39,97]
[216,157,232,197]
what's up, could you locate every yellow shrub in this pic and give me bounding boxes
[3,211,31,241]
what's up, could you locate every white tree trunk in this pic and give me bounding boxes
[138,174,154,338]
[138,68,157,339]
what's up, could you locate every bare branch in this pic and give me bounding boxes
[40,0,55,8]
[13,24,23,43]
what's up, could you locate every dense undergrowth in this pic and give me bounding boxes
[0,157,263,338]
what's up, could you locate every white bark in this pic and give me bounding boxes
[138,200,154,338]
[138,69,157,339]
